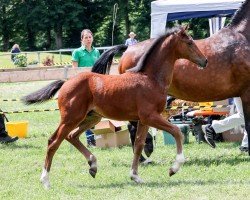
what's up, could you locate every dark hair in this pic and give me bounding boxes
[81,29,93,40]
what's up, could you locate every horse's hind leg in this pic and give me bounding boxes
[66,111,102,178]
[130,122,149,183]
[140,111,185,176]
[41,120,81,189]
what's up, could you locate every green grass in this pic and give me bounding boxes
[0,52,72,69]
[0,81,250,200]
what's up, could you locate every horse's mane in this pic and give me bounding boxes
[127,26,181,73]
[229,0,250,27]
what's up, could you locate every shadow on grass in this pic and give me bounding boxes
[185,154,250,167]
[76,178,250,189]
[0,143,41,150]
[109,153,250,168]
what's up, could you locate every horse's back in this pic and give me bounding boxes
[119,39,154,73]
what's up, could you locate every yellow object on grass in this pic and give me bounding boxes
[6,121,28,138]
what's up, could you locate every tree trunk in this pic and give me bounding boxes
[55,24,62,49]
[1,5,9,51]
[27,25,36,50]
[124,0,130,35]
[45,28,52,50]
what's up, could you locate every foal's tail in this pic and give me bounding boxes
[22,80,65,105]
[91,44,128,74]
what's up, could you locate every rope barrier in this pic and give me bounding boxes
[0,105,229,114]
[165,105,228,110]
[1,98,22,102]
[0,98,55,102]
[53,62,72,66]
[0,108,59,114]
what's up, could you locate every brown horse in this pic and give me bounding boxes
[92,0,250,155]
[22,27,207,189]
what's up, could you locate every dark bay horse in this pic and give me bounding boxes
[22,27,207,189]
[92,0,250,155]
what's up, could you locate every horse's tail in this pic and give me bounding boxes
[22,80,65,105]
[91,44,128,74]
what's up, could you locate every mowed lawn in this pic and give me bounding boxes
[0,81,249,200]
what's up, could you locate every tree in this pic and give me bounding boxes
[0,0,14,51]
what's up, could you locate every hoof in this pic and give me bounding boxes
[89,168,97,178]
[130,175,144,183]
[40,177,50,189]
[169,168,176,177]
[88,155,97,178]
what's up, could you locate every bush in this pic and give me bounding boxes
[14,54,27,67]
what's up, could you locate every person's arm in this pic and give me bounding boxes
[72,61,78,68]
[125,39,128,46]
[72,50,79,68]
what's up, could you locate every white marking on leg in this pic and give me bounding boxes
[171,152,185,173]
[130,169,144,183]
[40,168,50,189]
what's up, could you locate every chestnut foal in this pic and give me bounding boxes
[23,26,207,189]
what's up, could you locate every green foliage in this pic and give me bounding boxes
[13,54,27,67]
[0,0,233,50]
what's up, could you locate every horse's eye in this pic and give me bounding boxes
[187,41,192,46]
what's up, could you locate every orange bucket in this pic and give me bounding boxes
[6,121,29,138]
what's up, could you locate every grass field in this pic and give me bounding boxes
[0,81,250,200]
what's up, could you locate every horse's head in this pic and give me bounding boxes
[175,26,207,69]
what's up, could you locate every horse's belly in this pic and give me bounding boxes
[93,106,139,121]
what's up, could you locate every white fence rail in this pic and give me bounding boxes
[0,46,112,69]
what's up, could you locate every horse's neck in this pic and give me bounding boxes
[144,46,176,90]
[230,0,250,40]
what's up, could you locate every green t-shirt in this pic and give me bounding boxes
[72,46,100,67]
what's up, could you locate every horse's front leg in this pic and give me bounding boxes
[130,121,149,183]
[140,111,185,176]
[241,91,250,156]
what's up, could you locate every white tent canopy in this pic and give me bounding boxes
[151,0,243,38]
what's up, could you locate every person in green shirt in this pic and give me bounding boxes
[72,29,100,147]
[72,29,100,68]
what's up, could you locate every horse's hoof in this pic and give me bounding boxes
[130,175,144,183]
[169,168,176,177]
[88,155,97,178]
[89,168,97,178]
[40,177,50,189]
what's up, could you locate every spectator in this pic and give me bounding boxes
[0,113,18,143]
[71,29,100,146]
[202,97,248,152]
[72,29,100,68]
[125,32,138,46]
[11,44,21,62]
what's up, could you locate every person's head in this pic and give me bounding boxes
[81,29,93,47]
[12,44,20,50]
[129,32,136,39]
